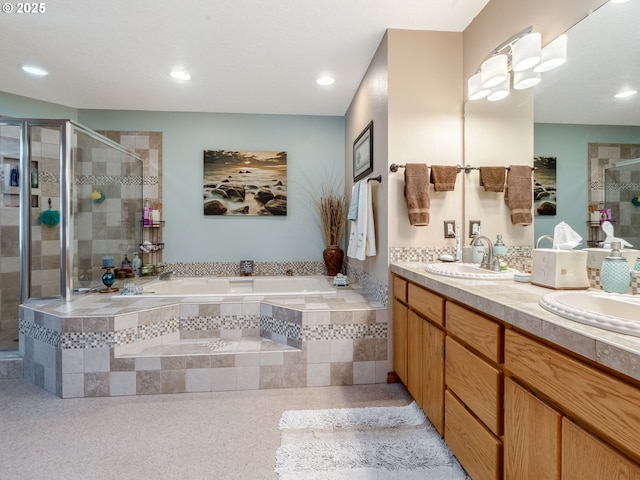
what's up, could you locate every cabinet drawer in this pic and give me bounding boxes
[408,283,444,326]
[445,389,502,480]
[446,301,501,363]
[446,336,502,435]
[563,418,640,480]
[392,275,408,303]
[505,329,640,464]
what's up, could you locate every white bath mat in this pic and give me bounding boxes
[275,401,469,480]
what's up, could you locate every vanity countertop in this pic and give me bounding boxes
[391,262,640,383]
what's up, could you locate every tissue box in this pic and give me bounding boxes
[530,249,589,290]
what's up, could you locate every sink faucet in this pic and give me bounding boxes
[472,235,499,271]
[158,271,175,281]
[536,235,554,248]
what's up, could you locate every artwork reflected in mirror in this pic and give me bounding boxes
[534,156,556,216]
[203,149,287,216]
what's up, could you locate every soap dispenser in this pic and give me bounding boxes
[493,234,507,257]
[600,241,630,294]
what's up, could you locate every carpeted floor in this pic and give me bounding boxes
[0,378,412,480]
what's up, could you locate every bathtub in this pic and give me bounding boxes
[118,275,336,297]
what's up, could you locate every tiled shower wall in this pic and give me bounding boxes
[98,131,163,269]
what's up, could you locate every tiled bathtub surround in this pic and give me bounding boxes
[164,259,390,307]
[19,285,387,398]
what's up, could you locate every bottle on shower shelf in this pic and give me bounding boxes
[132,253,142,276]
[143,198,152,226]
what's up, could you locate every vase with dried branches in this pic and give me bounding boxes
[309,180,347,276]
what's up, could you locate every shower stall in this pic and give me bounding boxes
[604,157,640,248]
[0,119,143,350]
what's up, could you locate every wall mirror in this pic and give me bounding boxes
[465,0,640,249]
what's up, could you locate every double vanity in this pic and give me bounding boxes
[391,261,640,480]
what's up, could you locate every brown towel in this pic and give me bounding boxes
[404,163,430,226]
[505,165,533,226]
[479,166,506,192]
[429,165,457,192]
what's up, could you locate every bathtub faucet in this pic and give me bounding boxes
[158,271,176,281]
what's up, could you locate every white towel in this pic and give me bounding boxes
[347,181,361,221]
[347,180,376,260]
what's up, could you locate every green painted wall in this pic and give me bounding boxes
[0,91,78,119]
[534,123,640,245]
[78,110,345,262]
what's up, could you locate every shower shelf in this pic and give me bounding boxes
[140,219,164,273]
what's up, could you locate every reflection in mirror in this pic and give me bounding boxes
[533,0,640,247]
[464,88,534,248]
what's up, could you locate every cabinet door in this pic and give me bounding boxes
[407,310,423,404]
[563,418,640,480]
[392,299,407,384]
[422,320,444,435]
[504,378,561,480]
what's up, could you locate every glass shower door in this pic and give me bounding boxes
[0,122,22,349]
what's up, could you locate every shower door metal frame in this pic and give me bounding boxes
[0,118,144,303]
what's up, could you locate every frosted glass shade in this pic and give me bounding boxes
[481,54,508,88]
[534,34,567,72]
[512,32,541,72]
[513,69,541,90]
[487,77,510,101]
[468,72,491,100]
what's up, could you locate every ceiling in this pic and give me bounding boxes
[533,0,640,126]
[0,0,489,116]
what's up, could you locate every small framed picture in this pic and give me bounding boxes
[353,121,373,182]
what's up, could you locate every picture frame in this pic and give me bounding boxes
[353,121,373,182]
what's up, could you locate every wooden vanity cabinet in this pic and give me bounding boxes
[392,276,408,385]
[444,301,504,480]
[392,275,445,434]
[505,329,640,479]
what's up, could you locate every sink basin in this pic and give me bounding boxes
[540,291,640,336]
[425,262,516,280]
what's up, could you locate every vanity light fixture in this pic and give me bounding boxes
[316,76,335,86]
[534,34,567,73]
[487,77,511,101]
[469,27,566,101]
[511,32,542,72]
[21,64,48,76]
[170,69,191,81]
[614,89,638,98]
[513,68,541,90]
[481,54,509,88]
[467,72,491,100]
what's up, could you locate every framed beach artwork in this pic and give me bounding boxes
[203,149,287,216]
[353,121,373,182]
[534,156,557,216]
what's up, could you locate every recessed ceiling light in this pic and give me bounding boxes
[316,76,335,86]
[21,64,48,76]
[170,70,191,81]
[610,0,630,4]
[614,89,638,99]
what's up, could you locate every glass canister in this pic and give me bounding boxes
[600,241,630,294]
[634,257,640,272]
[493,234,508,256]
